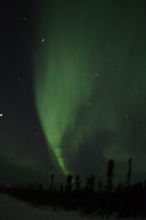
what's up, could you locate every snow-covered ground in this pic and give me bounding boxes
[0,193,94,220]
[0,193,145,220]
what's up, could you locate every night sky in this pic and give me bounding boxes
[0,0,146,186]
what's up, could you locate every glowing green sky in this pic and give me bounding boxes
[33,0,146,179]
[1,0,146,187]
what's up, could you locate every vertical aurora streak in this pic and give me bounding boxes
[33,1,99,174]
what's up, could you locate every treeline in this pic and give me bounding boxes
[1,159,146,218]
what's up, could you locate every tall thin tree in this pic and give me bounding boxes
[105,159,115,192]
[126,158,132,186]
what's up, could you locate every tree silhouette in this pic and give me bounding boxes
[105,159,115,192]
[97,179,103,193]
[60,181,64,193]
[85,174,95,192]
[90,174,95,192]
[75,174,81,191]
[2,158,146,218]
[126,158,132,187]
[49,174,55,191]
[65,174,73,192]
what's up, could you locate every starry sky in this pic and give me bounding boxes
[0,0,146,187]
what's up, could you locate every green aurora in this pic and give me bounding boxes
[33,0,146,178]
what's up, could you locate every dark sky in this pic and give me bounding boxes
[0,0,146,187]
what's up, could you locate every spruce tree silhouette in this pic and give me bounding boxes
[90,174,95,192]
[126,158,132,187]
[60,181,64,193]
[75,174,81,192]
[85,175,95,192]
[105,159,115,192]
[49,174,56,191]
[97,179,103,193]
[65,174,73,192]
[86,176,91,190]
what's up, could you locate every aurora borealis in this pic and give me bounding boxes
[34,0,146,178]
[0,0,146,185]
[34,0,101,175]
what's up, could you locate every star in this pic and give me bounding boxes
[42,39,45,42]
[0,113,3,117]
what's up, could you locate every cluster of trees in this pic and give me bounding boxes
[1,158,146,218]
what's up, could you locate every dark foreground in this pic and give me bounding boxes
[1,175,146,219]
